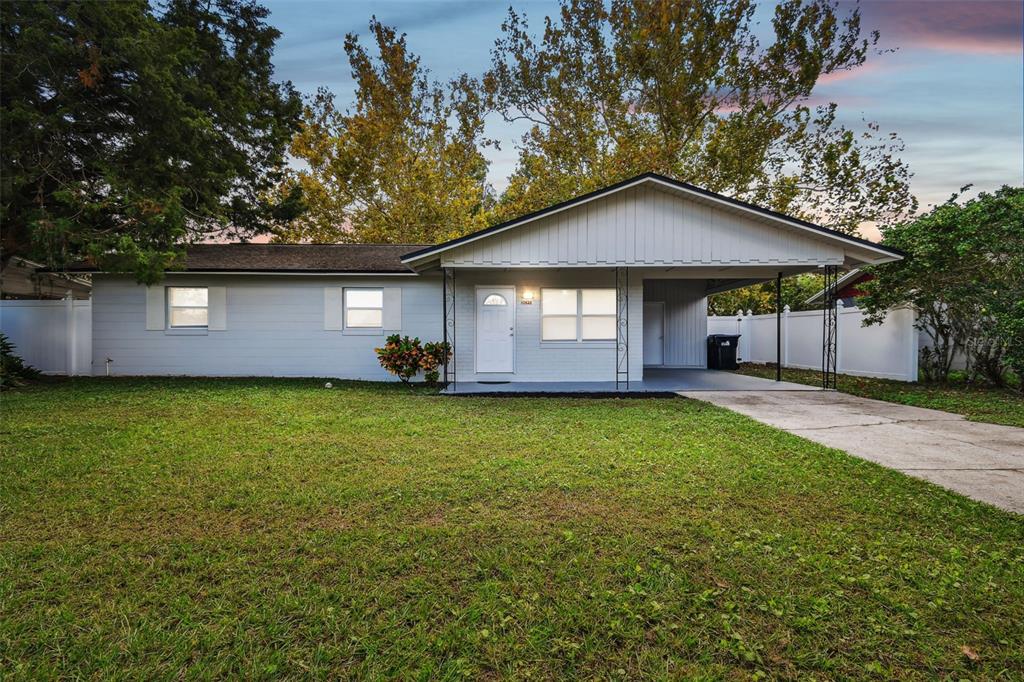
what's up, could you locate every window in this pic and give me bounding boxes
[167,287,208,328]
[482,294,507,306]
[345,288,383,328]
[541,288,616,341]
[581,289,616,340]
[541,288,577,340]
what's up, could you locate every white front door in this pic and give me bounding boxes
[476,287,515,373]
[643,302,664,366]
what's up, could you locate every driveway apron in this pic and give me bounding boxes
[679,390,1024,514]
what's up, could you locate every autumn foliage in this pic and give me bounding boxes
[375,335,452,385]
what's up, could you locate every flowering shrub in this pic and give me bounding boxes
[375,334,451,385]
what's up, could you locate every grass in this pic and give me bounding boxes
[2,379,1022,679]
[734,364,1024,429]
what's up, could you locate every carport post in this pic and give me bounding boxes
[775,272,782,381]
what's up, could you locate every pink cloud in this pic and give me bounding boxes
[815,61,887,86]
[855,0,1023,56]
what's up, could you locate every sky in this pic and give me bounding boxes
[262,0,1024,241]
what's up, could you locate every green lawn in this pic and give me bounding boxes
[2,379,1022,679]
[734,364,1024,428]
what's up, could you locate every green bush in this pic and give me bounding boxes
[0,333,40,390]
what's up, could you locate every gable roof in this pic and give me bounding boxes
[401,173,905,265]
[64,243,428,274]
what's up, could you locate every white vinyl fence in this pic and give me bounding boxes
[708,305,919,382]
[0,299,92,375]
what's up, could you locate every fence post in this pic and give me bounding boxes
[782,305,790,368]
[906,307,919,382]
[835,304,843,375]
[733,309,742,361]
[65,292,75,376]
[744,309,753,362]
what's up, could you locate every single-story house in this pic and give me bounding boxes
[67,174,903,389]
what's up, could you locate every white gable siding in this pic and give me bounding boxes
[91,274,440,378]
[442,185,845,268]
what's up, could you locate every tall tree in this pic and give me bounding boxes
[276,19,493,245]
[1,0,301,282]
[485,0,916,234]
[859,186,1024,387]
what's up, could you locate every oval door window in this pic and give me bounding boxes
[483,294,508,306]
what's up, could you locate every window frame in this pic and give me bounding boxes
[166,286,209,329]
[540,288,617,342]
[344,287,384,329]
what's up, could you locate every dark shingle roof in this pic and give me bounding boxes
[66,243,430,274]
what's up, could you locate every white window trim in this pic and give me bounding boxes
[166,286,209,329]
[344,287,384,330]
[541,288,616,342]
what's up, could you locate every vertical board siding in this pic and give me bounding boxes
[442,186,844,267]
[642,280,708,367]
[91,274,441,379]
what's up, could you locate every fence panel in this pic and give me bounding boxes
[838,306,917,380]
[0,299,92,375]
[784,311,825,371]
[707,305,917,382]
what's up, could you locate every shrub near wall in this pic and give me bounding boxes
[0,333,40,390]
[375,334,451,385]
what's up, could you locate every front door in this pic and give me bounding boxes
[476,287,515,372]
[643,302,664,366]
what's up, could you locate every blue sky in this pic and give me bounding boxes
[263,0,1023,239]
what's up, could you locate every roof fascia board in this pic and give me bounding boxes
[426,259,843,270]
[70,270,420,276]
[805,268,864,304]
[401,175,653,263]
[643,177,901,261]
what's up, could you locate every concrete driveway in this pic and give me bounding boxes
[679,390,1024,514]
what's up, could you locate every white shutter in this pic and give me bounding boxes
[208,286,227,330]
[324,287,343,330]
[383,287,402,330]
[145,286,165,330]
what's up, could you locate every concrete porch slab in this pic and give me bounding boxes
[443,368,820,395]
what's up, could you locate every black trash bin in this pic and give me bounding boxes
[707,334,741,370]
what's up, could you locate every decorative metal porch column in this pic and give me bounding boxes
[443,267,456,390]
[615,266,629,391]
[776,272,782,382]
[821,264,838,389]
